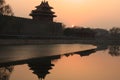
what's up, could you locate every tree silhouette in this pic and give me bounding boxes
[109,45,120,56]
[63,27,96,39]
[109,27,120,40]
[0,66,14,80]
[0,0,14,16]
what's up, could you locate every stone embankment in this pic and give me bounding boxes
[0,39,116,45]
[0,39,97,45]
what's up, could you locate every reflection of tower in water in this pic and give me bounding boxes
[28,58,55,80]
[28,48,96,80]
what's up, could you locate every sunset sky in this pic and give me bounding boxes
[7,0,120,29]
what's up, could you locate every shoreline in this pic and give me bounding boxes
[0,39,119,45]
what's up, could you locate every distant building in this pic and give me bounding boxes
[0,0,63,37]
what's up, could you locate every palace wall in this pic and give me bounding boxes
[0,15,63,37]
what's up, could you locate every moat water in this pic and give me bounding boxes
[0,44,120,80]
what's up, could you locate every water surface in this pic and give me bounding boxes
[0,44,120,80]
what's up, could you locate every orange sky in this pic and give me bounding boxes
[7,0,120,29]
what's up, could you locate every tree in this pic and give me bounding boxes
[0,0,14,16]
[0,66,14,80]
[63,27,96,39]
[109,45,120,56]
[109,27,120,40]
[109,27,120,35]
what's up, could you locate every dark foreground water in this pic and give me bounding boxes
[0,44,120,80]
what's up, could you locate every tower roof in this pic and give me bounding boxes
[36,0,53,9]
[28,58,55,80]
[30,0,57,21]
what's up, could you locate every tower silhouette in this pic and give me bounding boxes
[30,0,56,22]
[28,58,54,80]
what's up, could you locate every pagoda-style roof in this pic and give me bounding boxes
[28,58,54,80]
[30,0,56,22]
[36,0,53,9]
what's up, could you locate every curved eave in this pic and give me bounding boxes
[36,5,53,9]
[31,10,55,14]
[30,13,57,17]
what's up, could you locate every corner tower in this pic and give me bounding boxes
[30,0,56,22]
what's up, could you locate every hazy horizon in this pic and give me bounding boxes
[6,0,120,29]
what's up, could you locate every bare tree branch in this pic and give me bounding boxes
[0,0,14,16]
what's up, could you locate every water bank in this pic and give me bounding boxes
[0,39,116,45]
[0,39,94,45]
